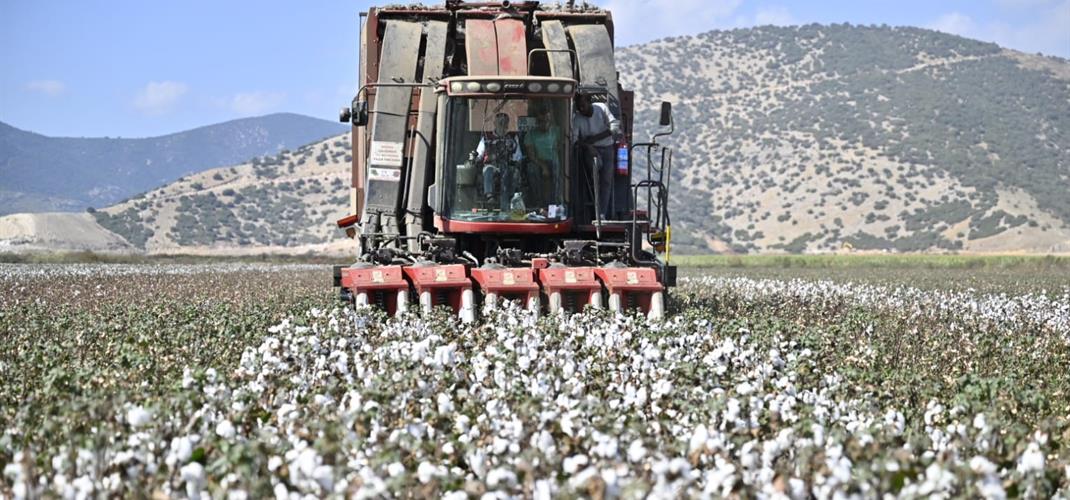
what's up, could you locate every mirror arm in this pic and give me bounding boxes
[652,113,673,145]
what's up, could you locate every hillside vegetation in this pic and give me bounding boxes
[0,113,347,215]
[620,24,1070,253]
[92,135,353,254]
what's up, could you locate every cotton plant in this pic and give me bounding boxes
[3,272,1069,498]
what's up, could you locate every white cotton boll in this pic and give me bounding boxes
[917,463,956,496]
[533,479,553,500]
[789,477,806,498]
[562,454,588,474]
[562,360,576,379]
[739,440,759,470]
[443,492,468,500]
[703,458,737,497]
[976,477,1005,500]
[182,367,196,388]
[277,403,297,423]
[627,440,647,462]
[973,413,989,431]
[290,447,322,485]
[228,489,249,500]
[434,344,456,367]
[180,462,206,498]
[3,460,24,484]
[473,356,491,381]
[166,436,194,468]
[72,475,94,499]
[387,462,405,477]
[126,406,152,428]
[313,465,334,491]
[735,382,755,395]
[884,410,905,435]
[407,422,427,439]
[273,482,288,500]
[724,398,741,426]
[486,468,517,488]
[689,424,709,455]
[924,401,944,426]
[534,430,555,455]
[561,413,575,437]
[417,462,441,484]
[811,423,825,447]
[455,415,471,434]
[437,393,454,414]
[468,451,487,478]
[652,379,673,397]
[669,457,692,476]
[636,386,648,406]
[592,435,618,458]
[969,456,996,475]
[215,419,236,440]
[568,467,599,489]
[491,437,510,454]
[1016,442,1044,475]
[52,474,70,498]
[268,456,283,472]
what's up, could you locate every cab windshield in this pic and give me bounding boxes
[445,96,569,222]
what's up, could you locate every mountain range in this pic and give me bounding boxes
[0,113,347,215]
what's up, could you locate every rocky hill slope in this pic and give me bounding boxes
[621,24,1070,253]
[84,134,355,255]
[0,113,347,215]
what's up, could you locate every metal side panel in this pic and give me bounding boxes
[465,19,498,76]
[405,20,448,251]
[567,24,620,116]
[365,20,421,214]
[494,19,527,76]
[540,20,573,79]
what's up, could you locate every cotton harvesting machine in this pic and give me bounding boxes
[333,0,676,321]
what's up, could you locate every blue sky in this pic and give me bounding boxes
[2,0,1067,138]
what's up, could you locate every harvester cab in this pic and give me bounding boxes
[333,1,675,321]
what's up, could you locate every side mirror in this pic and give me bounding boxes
[659,101,672,126]
[353,101,369,127]
[427,183,442,213]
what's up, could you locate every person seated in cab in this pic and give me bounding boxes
[476,112,523,210]
[522,106,562,210]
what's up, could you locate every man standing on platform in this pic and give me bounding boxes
[572,92,620,219]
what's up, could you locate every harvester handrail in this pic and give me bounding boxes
[526,48,578,79]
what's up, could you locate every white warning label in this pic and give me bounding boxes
[368,167,401,182]
[369,141,404,167]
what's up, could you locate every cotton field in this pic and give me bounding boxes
[1,264,1068,498]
